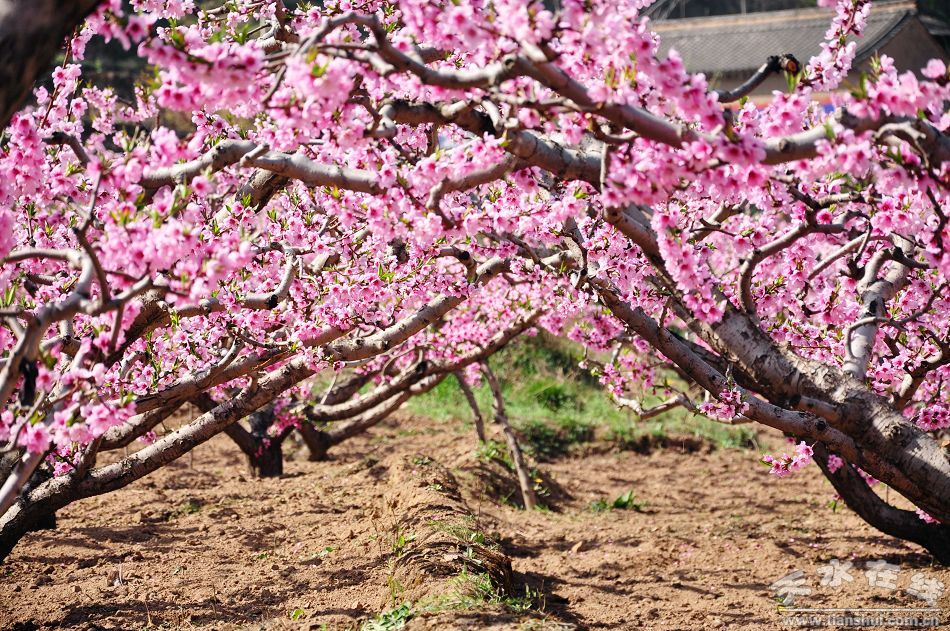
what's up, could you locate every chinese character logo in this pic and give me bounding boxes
[770,570,812,605]
[817,559,854,588]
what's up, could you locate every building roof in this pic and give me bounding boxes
[653,0,938,78]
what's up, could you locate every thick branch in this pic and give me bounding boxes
[715,54,800,103]
[842,240,913,380]
[140,140,381,194]
[814,443,950,562]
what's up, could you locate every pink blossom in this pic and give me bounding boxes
[827,454,844,474]
[19,423,51,454]
[762,442,814,477]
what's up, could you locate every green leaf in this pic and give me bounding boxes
[378,263,396,283]
[311,59,330,78]
[823,121,836,141]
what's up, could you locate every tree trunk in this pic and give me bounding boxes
[298,424,332,461]
[201,394,284,477]
[22,464,57,532]
[247,440,283,478]
[245,407,283,478]
[498,415,537,511]
[455,371,486,442]
[298,372,373,460]
[0,451,18,481]
[0,474,70,561]
[0,0,105,129]
[482,363,537,511]
[0,461,61,544]
[224,407,284,478]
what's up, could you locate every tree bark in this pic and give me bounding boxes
[244,407,283,478]
[211,399,285,477]
[298,424,333,461]
[455,371,486,442]
[15,463,58,533]
[0,0,105,129]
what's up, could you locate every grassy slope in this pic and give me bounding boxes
[405,333,757,460]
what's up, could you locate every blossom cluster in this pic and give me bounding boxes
[0,0,946,533]
[763,441,815,478]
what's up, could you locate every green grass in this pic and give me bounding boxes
[363,570,540,630]
[433,569,538,613]
[404,334,755,453]
[362,602,414,631]
[360,570,542,631]
[590,489,646,513]
[165,499,202,520]
[428,516,496,549]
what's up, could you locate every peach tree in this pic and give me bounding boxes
[1,0,949,562]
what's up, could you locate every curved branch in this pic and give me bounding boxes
[303,12,522,90]
[140,140,381,194]
[842,238,914,379]
[814,443,950,562]
[427,154,521,216]
[140,140,257,189]
[44,132,90,164]
[242,151,381,194]
[738,221,847,313]
[715,54,800,104]
[321,374,444,447]
[589,277,929,504]
[613,393,700,421]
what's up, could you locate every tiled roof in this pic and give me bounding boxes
[653,0,921,76]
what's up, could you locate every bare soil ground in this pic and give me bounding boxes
[2,414,948,630]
